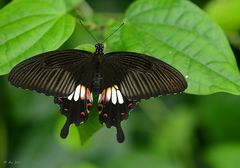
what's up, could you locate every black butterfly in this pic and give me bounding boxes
[8,43,187,143]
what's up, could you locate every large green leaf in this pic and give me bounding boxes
[0,0,75,75]
[107,0,240,95]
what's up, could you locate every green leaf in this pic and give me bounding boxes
[0,0,75,75]
[105,21,124,51]
[75,43,95,53]
[63,0,83,12]
[107,0,240,95]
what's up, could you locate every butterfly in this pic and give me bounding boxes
[8,43,187,143]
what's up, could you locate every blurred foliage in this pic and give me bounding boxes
[0,116,7,168]
[204,143,240,168]
[205,0,240,56]
[0,0,240,168]
[205,0,240,32]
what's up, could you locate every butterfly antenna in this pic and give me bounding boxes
[102,22,124,43]
[78,20,98,43]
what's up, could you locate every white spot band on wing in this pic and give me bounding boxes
[116,90,124,104]
[74,85,81,101]
[67,92,74,100]
[111,87,117,104]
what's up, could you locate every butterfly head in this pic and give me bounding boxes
[95,43,104,55]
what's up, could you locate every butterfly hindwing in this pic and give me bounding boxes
[54,84,93,138]
[97,85,138,143]
[101,52,187,100]
[8,50,94,97]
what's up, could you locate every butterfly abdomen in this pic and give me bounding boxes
[92,72,103,94]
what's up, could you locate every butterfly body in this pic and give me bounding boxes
[8,43,187,143]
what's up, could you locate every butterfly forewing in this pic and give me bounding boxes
[8,50,94,97]
[101,52,187,100]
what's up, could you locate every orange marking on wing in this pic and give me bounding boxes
[128,103,133,109]
[100,89,106,102]
[80,112,86,116]
[106,87,111,101]
[86,88,91,100]
[97,104,103,113]
[87,103,92,113]
[80,85,85,100]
